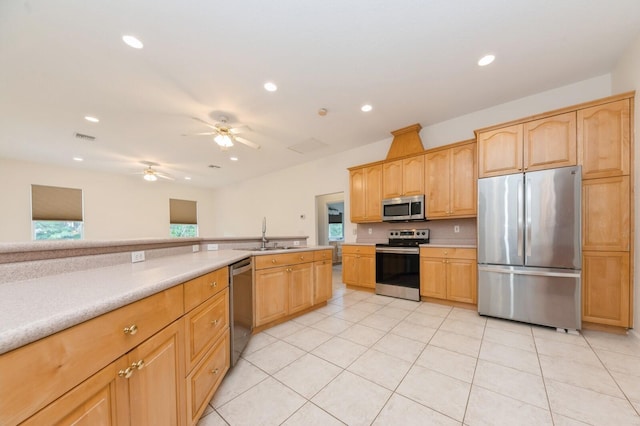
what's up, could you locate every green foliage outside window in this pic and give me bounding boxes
[33,221,83,240]
[328,223,343,240]
[170,224,198,238]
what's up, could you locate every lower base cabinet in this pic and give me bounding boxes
[582,251,630,327]
[342,245,375,289]
[313,253,333,304]
[420,247,477,304]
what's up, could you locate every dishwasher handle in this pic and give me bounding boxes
[231,258,253,275]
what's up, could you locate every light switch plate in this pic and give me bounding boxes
[192,244,200,252]
[131,251,145,263]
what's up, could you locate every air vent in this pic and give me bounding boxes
[74,132,96,141]
[208,164,221,169]
[288,138,327,154]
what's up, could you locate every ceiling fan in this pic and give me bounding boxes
[185,116,261,151]
[137,161,174,182]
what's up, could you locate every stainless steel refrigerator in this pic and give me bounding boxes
[477,165,582,330]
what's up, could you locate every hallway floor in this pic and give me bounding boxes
[198,266,640,425]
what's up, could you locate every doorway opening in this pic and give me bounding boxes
[315,192,344,265]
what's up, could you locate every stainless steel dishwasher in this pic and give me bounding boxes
[229,257,253,366]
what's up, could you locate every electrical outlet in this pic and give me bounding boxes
[368,228,373,235]
[192,244,200,252]
[293,240,300,246]
[131,251,145,263]
[207,244,219,251]
[454,225,460,233]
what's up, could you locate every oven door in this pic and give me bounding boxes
[375,246,420,301]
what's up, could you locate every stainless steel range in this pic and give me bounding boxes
[375,228,429,301]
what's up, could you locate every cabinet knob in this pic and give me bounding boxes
[118,366,134,379]
[123,324,138,335]
[132,360,145,370]
[271,259,277,264]
[210,281,218,288]
[210,368,220,375]
[211,319,220,326]
[300,256,305,260]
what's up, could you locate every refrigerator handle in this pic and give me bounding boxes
[517,178,524,257]
[525,178,532,257]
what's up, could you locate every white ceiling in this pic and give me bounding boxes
[1,1,639,188]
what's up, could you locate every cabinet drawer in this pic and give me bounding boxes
[0,285,183,426]
[186,330,230,425]
[184,267,229,312]
[420,247,476,260]
[342,245,375,256]
[314,249,333,261]
[254,251,313,269]
[184,288,229,373]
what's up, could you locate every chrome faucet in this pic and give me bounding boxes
[261,217,268,249]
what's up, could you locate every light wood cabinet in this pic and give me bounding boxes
[425,141,476,218]
[477,123,523,178]
[420,247,477,304]
[313,250,333,304]
[524,112,577,172]
[382,155,424,199]
[350,164,383,223]
[578,99,630,179]
[255,266,289,326]
[582,251,630,327]
[342,245,376,289]
[582,176,630,252]
[289,263,314,315]
[478,112,577,178]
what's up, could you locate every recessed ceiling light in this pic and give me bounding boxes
[478,54,495,66]
[122,35,144,49]
[264,82,277,92]
[230,156,238,161]
[361,104,373,112]
[73,157,83,162]
[184,176,192,180]
[84,116,99,123]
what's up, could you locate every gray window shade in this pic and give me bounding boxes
[31,184,83,221]
[170,199,197,224]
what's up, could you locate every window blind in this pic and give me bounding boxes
[169,199,197,224]
[31,184,83,221]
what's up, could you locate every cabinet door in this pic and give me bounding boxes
[349,169,366,222]
[365,165,383,221]
[524,112,577,172]
[450,143,476,216]
[403,155,425,196]
[127,319,186,426]
[420,257,446,299]
[358,254,376,289]
[21,357,129,426]
[578,99,630,179]
[382,160,403,199]
[342,253,359,286]
[477,124,523,178]
[446,259,477,304]
[289,263,314,314]
[313,259,333,304]
[425,150,451,218]
[582,251,630,327]
[255,267,289,326]
[582,176,630,251]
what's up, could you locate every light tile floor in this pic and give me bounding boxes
[198,266,640,425]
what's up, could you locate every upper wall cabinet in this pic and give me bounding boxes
[578,99,630,179]
[477,112,577,178]
[350,164,383,223]
[382,155,424,199]
[425,141,476,218]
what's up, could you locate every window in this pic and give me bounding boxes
[31,184,84,240]
[169,198,198,237]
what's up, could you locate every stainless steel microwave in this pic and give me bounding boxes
[382,195,426,221]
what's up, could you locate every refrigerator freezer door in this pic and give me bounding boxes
[478,174,524,266]
[525,166,581,269]
[478,265,581,330]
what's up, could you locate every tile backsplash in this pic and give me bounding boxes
[354,218,476,245]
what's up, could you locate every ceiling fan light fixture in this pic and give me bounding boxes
[264,82,278,92]
[214,134,234,148]
[478,54,495,66]
[122,35,144,49]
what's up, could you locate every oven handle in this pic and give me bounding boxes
[376,247,419,254]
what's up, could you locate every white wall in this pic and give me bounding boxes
[0,158,216,241]
[211,75,612,245]
[611,32,640,329]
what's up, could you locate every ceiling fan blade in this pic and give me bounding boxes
[229,125,250,135]
[156,172,175,181]
[191,117,219,130]
[182,132,218,136]
[235,136,261,150]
